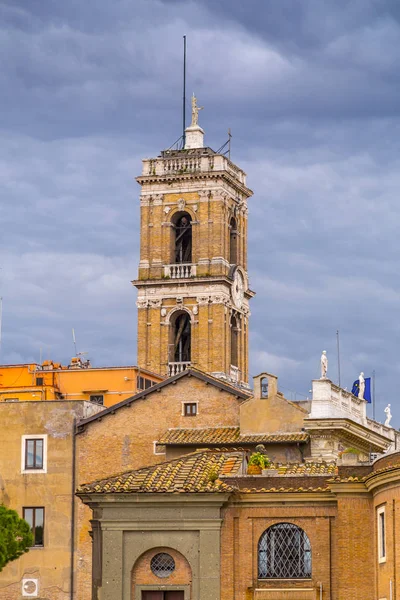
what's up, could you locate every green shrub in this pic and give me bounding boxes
[248,452,271,469]
[0,505,33,571]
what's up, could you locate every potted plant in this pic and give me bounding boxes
[340,447,360,465]
[247,452,271,475]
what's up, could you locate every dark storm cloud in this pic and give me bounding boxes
[1,0,400,423]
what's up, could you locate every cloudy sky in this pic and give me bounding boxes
[1,0,400,425]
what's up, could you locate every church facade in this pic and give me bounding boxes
[1,105,400,600]
[76,111,400,600]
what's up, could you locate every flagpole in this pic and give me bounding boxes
[336,330,341,388]
[182,35,187,148]
[372,369,376,420]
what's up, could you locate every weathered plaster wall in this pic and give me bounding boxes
[240,373,306,434]
[0,401,101,600]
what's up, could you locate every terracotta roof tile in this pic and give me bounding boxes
[240,486,330,493]
[330,463,400,483]
[265,462,338,476]
[77,450,243,495]
[158,426,309,445]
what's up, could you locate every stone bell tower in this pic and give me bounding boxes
[133,99,254,387]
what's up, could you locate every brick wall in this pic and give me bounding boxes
[75,375,242,600]
[335,495,375,600]
[373,485,400,600]
[221,501,336,600]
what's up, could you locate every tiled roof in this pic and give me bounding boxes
[240,486,330,493]
[268,462,338,476]
[331,463,400,484]
[77,450,243,495]
[158,426,309,445]
[77,448,339,498]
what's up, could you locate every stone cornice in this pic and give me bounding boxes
[230,492,336,505]
[77,492,232,507]
[132,275,256,299]
[304,417,392,452]
[328,481,370,496]
[364,465,400,493]
[136,172,253,198]
[94,520,224,531]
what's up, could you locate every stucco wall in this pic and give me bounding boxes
[0,400,101,600]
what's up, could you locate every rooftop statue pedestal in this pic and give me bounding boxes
[305,378,396,461]
[184,124,204,149]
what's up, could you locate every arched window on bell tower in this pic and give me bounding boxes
[172,212,192,264]
[229,217,238,265]
[230,314,239,368]
[169,310,191,376]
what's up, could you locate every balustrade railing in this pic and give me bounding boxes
[168,362,191,377]
[164,264,196,279]
[142,155,246,185]
[163,157,201,174]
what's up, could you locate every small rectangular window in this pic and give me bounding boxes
[25,439,44,470]
[377,505,386,562]
[23,507,45,547]
[36,377,44,386]
[145,378,152,389]
[89,394,104,405]
[137,376,144,390]
[21,435,47,474]
[184,402,197,416]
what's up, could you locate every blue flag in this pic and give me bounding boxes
[351,377,371,403]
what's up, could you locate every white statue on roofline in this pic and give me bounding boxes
[191,93,203,127]
[320,351,328,379]
[384,404,392,428]
[358,372,365,400]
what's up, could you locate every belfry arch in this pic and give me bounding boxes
[168,309,192,375]
[230,314,239,368]
[229,216,238,265]
[171,212,192,264]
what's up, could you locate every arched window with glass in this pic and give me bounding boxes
[258,523,311,579]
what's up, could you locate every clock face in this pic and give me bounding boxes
[231,269,245,309]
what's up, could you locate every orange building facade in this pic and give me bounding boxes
[0,360,162,406]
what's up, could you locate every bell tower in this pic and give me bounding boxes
[133,100,254,387]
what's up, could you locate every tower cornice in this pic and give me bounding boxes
[136,172,253,199]
[132,274,256,298]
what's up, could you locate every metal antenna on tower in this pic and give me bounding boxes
[182,35,187,148]
[72,328,77,356]
[336,330,341,388]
